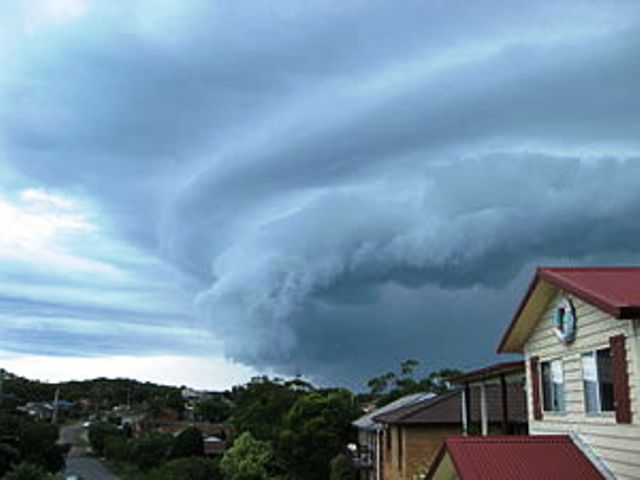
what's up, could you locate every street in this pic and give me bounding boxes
[59,423,119,480]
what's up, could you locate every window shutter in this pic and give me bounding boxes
[610,334,632,424]
[530,356,543,420]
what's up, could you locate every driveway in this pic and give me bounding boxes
[59,424,119,480]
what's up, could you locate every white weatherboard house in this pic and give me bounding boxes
[498,267,640,479]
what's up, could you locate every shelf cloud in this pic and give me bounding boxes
[1,0,639,385]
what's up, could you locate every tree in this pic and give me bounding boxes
[148,457,222,480]
[231,377,303,443]
[194,397,232,423]
[170,427,204,459]
[3,462,54,480]
[103,435,132,463]
[278,390,360,480]
[329,453,352,480]
[88,421,121,455]
[17,423,65,473]
[132,432,173,471]
[0,442,19,476]
[220,432,273,480]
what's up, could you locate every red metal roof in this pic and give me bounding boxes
[498,266,640,352]
[428,435,605,480]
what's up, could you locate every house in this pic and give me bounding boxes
[425,435,607,480]
[372,379,527,480]
[495,266,640,479]
[451,361,527,436]
[496,267,640,478]
[352,392,436,480]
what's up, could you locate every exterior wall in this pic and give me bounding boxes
[524,292,640,479]
[357,429,378,480]
[382,425,459,480]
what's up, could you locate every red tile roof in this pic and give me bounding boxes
[498,266,640,352]
[428,435,605,480]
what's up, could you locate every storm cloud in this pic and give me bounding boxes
[1,0,640,385]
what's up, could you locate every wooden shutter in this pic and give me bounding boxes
[610,334,632,424]
[530,356,543,420]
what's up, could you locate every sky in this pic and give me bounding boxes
[0,0,639,390]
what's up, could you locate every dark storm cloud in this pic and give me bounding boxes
[2,0,640,385]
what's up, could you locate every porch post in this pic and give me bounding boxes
[480,383,488,436]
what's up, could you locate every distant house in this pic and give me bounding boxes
[351,392,435,480]
[203,435,226,456]
[134,419,230,438]
[372,379,527,480]
[497,267,640,479]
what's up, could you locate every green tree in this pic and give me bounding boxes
[170,427,204,459]
[147,457,222,480]
[231,377,303,443]
[329,452,352,480]
[194,397,231,423]
[132,432,173,471]
[17,423,65,473]
[279,390,360,480]
[88,421,121,455]
[3,462,54,480]
[220,432,273,480]
[0,443,19,476]
[103,435,132,463]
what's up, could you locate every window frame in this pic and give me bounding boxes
[581,347,614,415]
[540,358,565,413]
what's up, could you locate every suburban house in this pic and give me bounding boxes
[352,392,436,480]
[427,266,640,479]
[371,374,527,480]
[452,361,527,436]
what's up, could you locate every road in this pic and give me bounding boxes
[59,423,119,480]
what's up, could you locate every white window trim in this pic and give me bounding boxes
[540,358,565,413]
[581,348,614,416]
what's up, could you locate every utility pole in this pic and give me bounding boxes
[52,387,60,424]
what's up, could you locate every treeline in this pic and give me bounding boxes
[94,377,360,480]
[1,369,183,408]
[0,410,66,479]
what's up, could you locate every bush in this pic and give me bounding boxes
[0,442,19,476]
[3,462,54,480]
[103,435,132,463]
[88,421,121,455]
[132,432,173,471]
[147,457,222,480]
[17,423,65,473]
[169,427,203,459]
[329,453,352,480]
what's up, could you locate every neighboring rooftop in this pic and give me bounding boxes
[499,266,640,353]
[373,386,526,426]
[426,435,606,480]
[452,361,524,384]
[352,392,434,431]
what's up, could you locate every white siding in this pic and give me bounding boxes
[524,292,640,480]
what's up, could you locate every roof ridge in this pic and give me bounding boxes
[539,266,640,272]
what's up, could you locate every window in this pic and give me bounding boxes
[582,348,614,413]
[541,359,565,412]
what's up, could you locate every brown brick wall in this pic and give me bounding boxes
[381,425,459,480]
